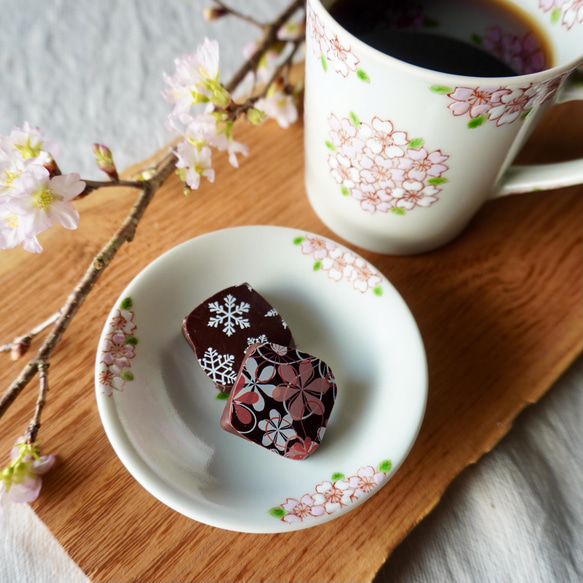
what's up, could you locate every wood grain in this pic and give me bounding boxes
[0,100,581,583]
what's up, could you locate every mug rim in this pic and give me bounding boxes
[310,0,583,84]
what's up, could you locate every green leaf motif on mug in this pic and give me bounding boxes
[408,138,424,149]
[321,53,327,72]
[340,185,351,196]
[550,7,561,23]
[349,111,360,127]
[391,207,406,215]
[313,260,322,272]
[356,68,370,83]
[468,114,487,129]
[470,33,482,45]
[293,236,305,246]
[325,140,336,151]
[430,85,453,94]
[427,177,448,186]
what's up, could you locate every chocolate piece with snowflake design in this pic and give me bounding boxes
[182,283,295,393]
[220,342,337,460]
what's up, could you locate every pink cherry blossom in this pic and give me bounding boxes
[396,148,448,182]
[539,0,570,12]
[101,332,136,370]
[348,465,385,499]
[321,247,354,281]
[393,181,440,210]
[350,257,382,293]
[255,89,298,129]
[273,359,332,420]
[329,154,361,189]
[313,479,354,513]
[447,86,501,118]
[328,115,365,158]
[362,117,408,158]
[174,141,215,190]
[281,494,325,522]
[352,183,395,214]
[300,234,336,260]
[562,0,583,28]
[359,155,396,189]
[325,34,360,77]
[0,439,56,515]
[4,165,83,243]
[488,84,539,125]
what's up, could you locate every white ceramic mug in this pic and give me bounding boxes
[304,0,583,254]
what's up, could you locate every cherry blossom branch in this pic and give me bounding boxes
[224,0,304,93]
[210,0,265,28]
[0,156,176,424]
[0,0,307,501]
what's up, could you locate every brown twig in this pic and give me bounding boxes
[211,0,265,28]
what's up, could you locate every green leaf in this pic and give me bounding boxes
[325,140,336,151]
[120,297,133,310]
[340,185,351,196]
[349,111,360,127]
[391,207,406,215]
[125,336,139,346]
[356,68,370,83]
[521,108,532,120]
[372,286,383,296]
[313,260,322,271]
[408,138,424,149]
[423,17,439,29]
[331,472,345,481]
[470,33,482,45]
[120,369,134,382]
[293,236,305,245]
[215,392,229,401]
[468,114,487,128]
[429,85,453,94]
[378,459,392,473]
[427,177,448,186]
[551,7,561,23]
[269,507,287,519]
[321,53,327,71]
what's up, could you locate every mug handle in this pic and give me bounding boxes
[493,69,583,198]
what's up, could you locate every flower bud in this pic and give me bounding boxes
[92,143,119,181]
[203,7,228,22]
[247,108,266,126]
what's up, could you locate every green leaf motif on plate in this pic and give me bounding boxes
[468,114,487,129]
[331,472,345,481]
[120,297,133,310]
[429,85,453,94]
[356,68,370,83]
[408,138,424,149]
[378,459,392,473]
[268,507,287,519]
[293,236,305,246]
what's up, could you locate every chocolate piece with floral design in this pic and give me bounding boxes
[220,342,337,460]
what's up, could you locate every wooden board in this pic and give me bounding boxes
[0,100,581,583]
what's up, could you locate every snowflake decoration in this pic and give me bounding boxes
[247,334,269,347]
[207,294,250,336]
[200,347,237,386]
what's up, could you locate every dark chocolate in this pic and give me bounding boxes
[220,342,337,460]
[182,283,294,392]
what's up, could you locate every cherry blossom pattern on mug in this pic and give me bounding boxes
[306,0,370,82]
[431,76,567,128]
[293,233,383,296]
[538,0,583,30]
[97,297,138,396]
[268,460,392,523]
[471,26,547,74]
[325,112,449,214]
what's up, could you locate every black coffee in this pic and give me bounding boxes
[328,0,552,76]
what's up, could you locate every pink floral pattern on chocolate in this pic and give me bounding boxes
[222,343,337,460]
[98,297,138,396]
[539,0,583,30]
[435,76,565,129]
[295,233,383,295]
[325,113,449,214]
[269,460,392,523]
[306,0,370,82]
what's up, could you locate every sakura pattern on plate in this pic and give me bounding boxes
[269,460,392,523]
[97,297,138,396]
[294,233,383,296]
[306,0,370,82]
[325,112,449,214]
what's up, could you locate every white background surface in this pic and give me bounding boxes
[1,0,582,581]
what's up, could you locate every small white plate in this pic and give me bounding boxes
[95,225,427,533]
